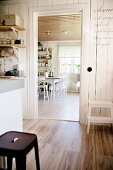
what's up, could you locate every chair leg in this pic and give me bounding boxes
[111,123,113,131]
[7,156,13,170]
[16,156,26,170]
[34,139,40,170]
[47,91,49,101]
[87,120,90,133]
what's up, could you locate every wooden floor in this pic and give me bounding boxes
[38,93,79,121]
[23,119,113,170]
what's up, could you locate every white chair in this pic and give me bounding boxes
[38,77,49,102]
[57,78,67,99]
[48,78,66,101]
[45,78,61,101]
[48,83,55,101]
[87,100,113,133]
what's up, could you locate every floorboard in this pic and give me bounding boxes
[23,119,113,170]
[38,93,79,121]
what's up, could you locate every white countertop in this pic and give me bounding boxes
[0,78,24,93]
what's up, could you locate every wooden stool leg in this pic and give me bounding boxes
[34,139,40,170]
[16,156,26,170]
[7,157,13,170]
[87,120,90,133]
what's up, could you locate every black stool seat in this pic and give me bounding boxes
[0,131,40,170]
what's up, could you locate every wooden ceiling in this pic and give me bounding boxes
[38,14,82,41]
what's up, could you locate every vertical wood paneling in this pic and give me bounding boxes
[1,0,113,123]
[53,0,67,5]
[107,44,113,101]
[18,3,27,26]
[66,0,74,4]
[90,0,113,116]
[27,0,38,7]
[102,0,110,102]
[96,0,108,115]
[103,0,110,9]
[96,46,107,100]
[37,0,47,6]
[80,5,90,123]
[46,0,53,6]
[96,0,113,102]
[0,1,28,118]
[19,0,26,3]
[1,5,9,16]
[67,0,79,4]
[88,0,97,101]
[106,0,113,101]
[79,0,88,3]
[110,0,113,7]
[73,0,79,3]
[8,4,19,14]
[0,6,2,15]
[97,0,104,8]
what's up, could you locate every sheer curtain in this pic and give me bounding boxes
[58,45,80,92]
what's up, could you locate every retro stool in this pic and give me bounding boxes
[0,131,40,170]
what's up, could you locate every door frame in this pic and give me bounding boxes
[28,3,90,124]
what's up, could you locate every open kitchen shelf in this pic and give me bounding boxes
[0,25,25,49]
[0,25,25,31]
[0,44,25,48]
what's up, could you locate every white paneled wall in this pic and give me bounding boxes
[0,0,89,123]
[53,0,67,5]
[90,0,113,103]
[88,0,113,116]
[1,0,113,124]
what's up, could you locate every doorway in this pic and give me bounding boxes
[38,13,82,121]
[28,4,89,124]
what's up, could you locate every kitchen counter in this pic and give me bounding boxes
[0,78,24,93]
[0,77,25,136]
[0,78,24,169]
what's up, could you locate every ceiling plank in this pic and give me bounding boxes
[38,14,82,41]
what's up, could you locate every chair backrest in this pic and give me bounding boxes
[38,76,45,82]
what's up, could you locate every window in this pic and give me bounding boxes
[58,45,80,73]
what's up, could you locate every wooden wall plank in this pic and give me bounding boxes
[28,0,38,7]
[103,0,110,9]
[88,0,97,101]
[67,0,75,4]
[106,0,113,101]
[1,0,113,123]
[79,5,90,123]
[53,0,67,5]
[18,3,27,26]
[73,0,79,3]
[1,5,9,16]
[8,4,19,14]
[107,44,113,101]
[110,0,113,7]
[46,0,53,6]
[37,0,47,7]
[79,0,88,3]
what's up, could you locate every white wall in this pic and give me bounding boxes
[0,89,23,169]
[0,0,113,124]
[0,89,23,135]
[89,0,113,102]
